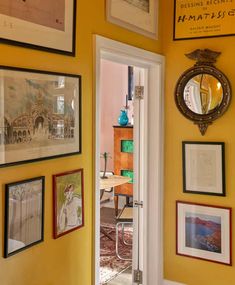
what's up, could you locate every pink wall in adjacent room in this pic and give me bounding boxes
[100,59,128,172]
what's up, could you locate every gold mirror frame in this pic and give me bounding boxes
[175,49,232,135]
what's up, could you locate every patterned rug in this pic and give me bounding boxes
[100,223,132,284]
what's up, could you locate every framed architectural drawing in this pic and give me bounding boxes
[174,0,235,40]
[182,142,225,196]
[4,176,45,258]
[176,201,231,265]
[0,66,81,167]
[53,169,84,238]
[0,0,76,55]
[106,0,158,39]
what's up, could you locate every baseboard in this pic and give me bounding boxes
[164,280,186,285]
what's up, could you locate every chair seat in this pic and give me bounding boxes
[117,206,133,222]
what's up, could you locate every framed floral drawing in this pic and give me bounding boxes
[106,0,158,39]
[4,176,45,258]
[182,141,225,196]
[0,66,81,167]
[53,169,84,238]
[0,0,76,55]
[176,201,231,265]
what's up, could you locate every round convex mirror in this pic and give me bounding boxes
[184,74,223,115]
[174,49,232,135]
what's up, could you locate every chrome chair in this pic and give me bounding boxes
[100,171,114,240]
[116,205,133,260]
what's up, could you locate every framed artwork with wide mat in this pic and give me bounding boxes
[0,66,81,167]
[4,176,45,258]
[176,201,232,265]
[0,0,76,55]
[106,0,158,39]
[182,141,225,196]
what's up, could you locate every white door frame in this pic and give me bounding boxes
[94,35,165,285]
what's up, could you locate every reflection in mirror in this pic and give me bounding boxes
[174,49,232,135]
[184,74,223,115]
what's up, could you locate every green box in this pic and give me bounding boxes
[121,169,134,184]
[121,140,134,153]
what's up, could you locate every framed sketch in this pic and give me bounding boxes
[106,0,158,39]
[176,201,232,265]
[173,0,235,40]
[53,169,84,238]
[0,66,81,167]
[182,142,225,196]
[0,0,76,55]
[4,176,45,258]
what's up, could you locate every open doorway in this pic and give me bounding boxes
[99,59,139,284]
[94,35,165,285]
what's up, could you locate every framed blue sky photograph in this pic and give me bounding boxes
[176,201,231,265]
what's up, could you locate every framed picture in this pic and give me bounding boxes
[106,0,158,39]
[0,0,76,55]
[182,142,225,196]
[53,169,84,238]
[173,0,235,40]
[0,66,81,167]
[4,176,45,258]
[176,201,232,265]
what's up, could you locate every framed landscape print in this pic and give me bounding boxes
[53,169,84,238]
[176,201,231,265]
[174,0,235,40]
[0,66,81,167]
[182,142,225,196]
[4,176,45,258]
[0,0,76,55]
[106,0,158,39]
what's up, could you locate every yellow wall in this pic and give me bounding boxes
[163,1,235,284]
[0,1,162,285]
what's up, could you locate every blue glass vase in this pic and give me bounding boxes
[118,110,129,126]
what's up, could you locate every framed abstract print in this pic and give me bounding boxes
[182,142,225,196]
[0,0,76,55]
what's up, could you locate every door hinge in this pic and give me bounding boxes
[135,85,144,100]
[133,200,143,208]
[134,269,143,284]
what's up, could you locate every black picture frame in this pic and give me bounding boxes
[0,1,76,56]
[0,65,82,167]
[182,141,225,196]
[4,176,45,258]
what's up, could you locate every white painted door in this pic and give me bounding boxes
[95,35,165,285]
[132,66,146,284]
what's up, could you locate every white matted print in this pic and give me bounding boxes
[177,201,231,265]
[0,66,81,167]
[4,176,45,258]
[182,142,225,196]
[106,0,158,39]
[0,0,76,55]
